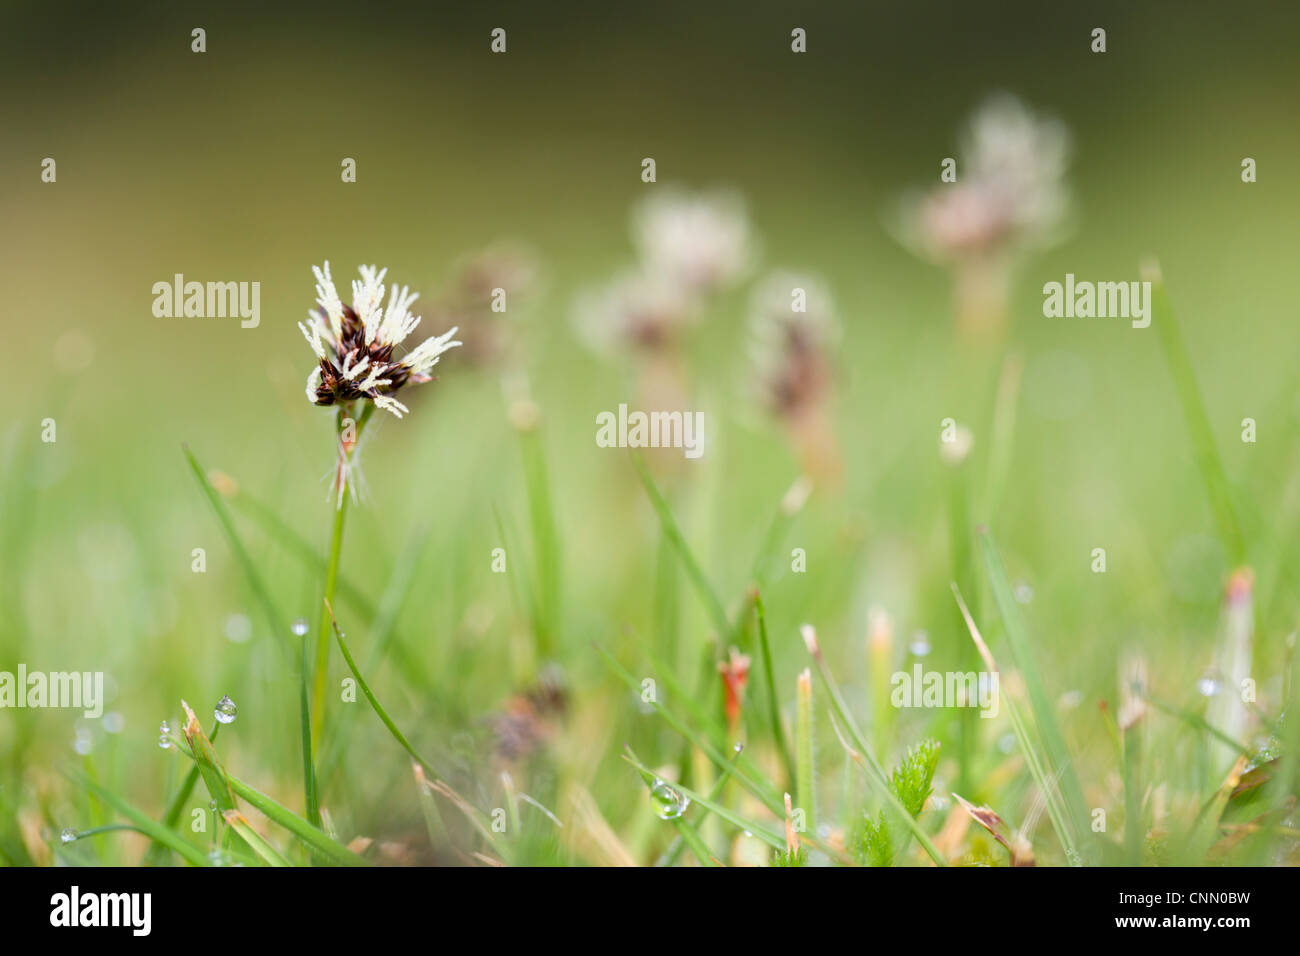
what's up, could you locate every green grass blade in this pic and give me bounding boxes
[754,591,796,787]
[668,815,721,866]
[795,668,815,833]
[595,642,782,812]
[183,445,287,640]
[950,582,1081,864]
[183,445,317,825]
[143,722,220,866]
[1143,692,1252,758]
[224,774,372,866]
[1147,262,1246,563]
[622,750,784,850]
[412,763,448,850]
[67,773,211,867]
[519,424,562,657]
[800,626,948,866]
[631,454,730,638]
[655,743,744,867]
[223,810,292,866]
[325,600,438,778]
[181,702,236,815]
[231,489,432,693]
[625,747,722,867]
[977,528,1090,855]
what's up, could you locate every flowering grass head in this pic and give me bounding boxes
[905,93,1071,264]
[300,262,461,419]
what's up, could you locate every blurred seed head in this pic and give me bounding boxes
[904,93,1071,264]
[748,270,838,421]
[633,188,754,295]
[437,243,539,368]
[574,268,695,355]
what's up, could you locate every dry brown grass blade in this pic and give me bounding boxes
[953,792,1035,866]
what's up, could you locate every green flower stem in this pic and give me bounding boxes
[310,402,374,749]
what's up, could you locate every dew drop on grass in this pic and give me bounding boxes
[649,780,689,820]
[159,720,172,749]
[60,828,77,844]
[909,631,931,656]
[292,617,309,636]
[1013,581,1034,604]
[214,695,238,724]
[1197,675,1222,697]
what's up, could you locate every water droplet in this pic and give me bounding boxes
[909,631,931,656]
[159,720,170,734]
[158,735,171,750]
[997,733,1016,754]
[73,729,93,755]
[214,695,238,724]
[1197,676,1222,697]
[292,617,309,637]
[649,780,689,820]
[60,828,77,844]
[1013,581,1034,604]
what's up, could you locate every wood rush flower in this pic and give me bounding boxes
[300,262,461,419]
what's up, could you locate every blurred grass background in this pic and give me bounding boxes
[1,0,1298,864]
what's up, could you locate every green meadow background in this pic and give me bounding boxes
[1,1,1298,864]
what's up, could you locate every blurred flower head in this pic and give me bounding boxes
[747,270,838,419]
[299,262,461,419]
[904,93,1071,263]
[437,243,539,367]
[575,188,756,362]
[633,188,754,295]
[574,267,696,355]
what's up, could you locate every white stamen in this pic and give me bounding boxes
[305,366,322,402]
[403,326,462,375]
[357,365,391,392]
[379,284,421,346]
[343,355,370,381]
[372,395,409,418]
[312,262,345,341]
[354,265,389,344]
[298,319,329,360]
